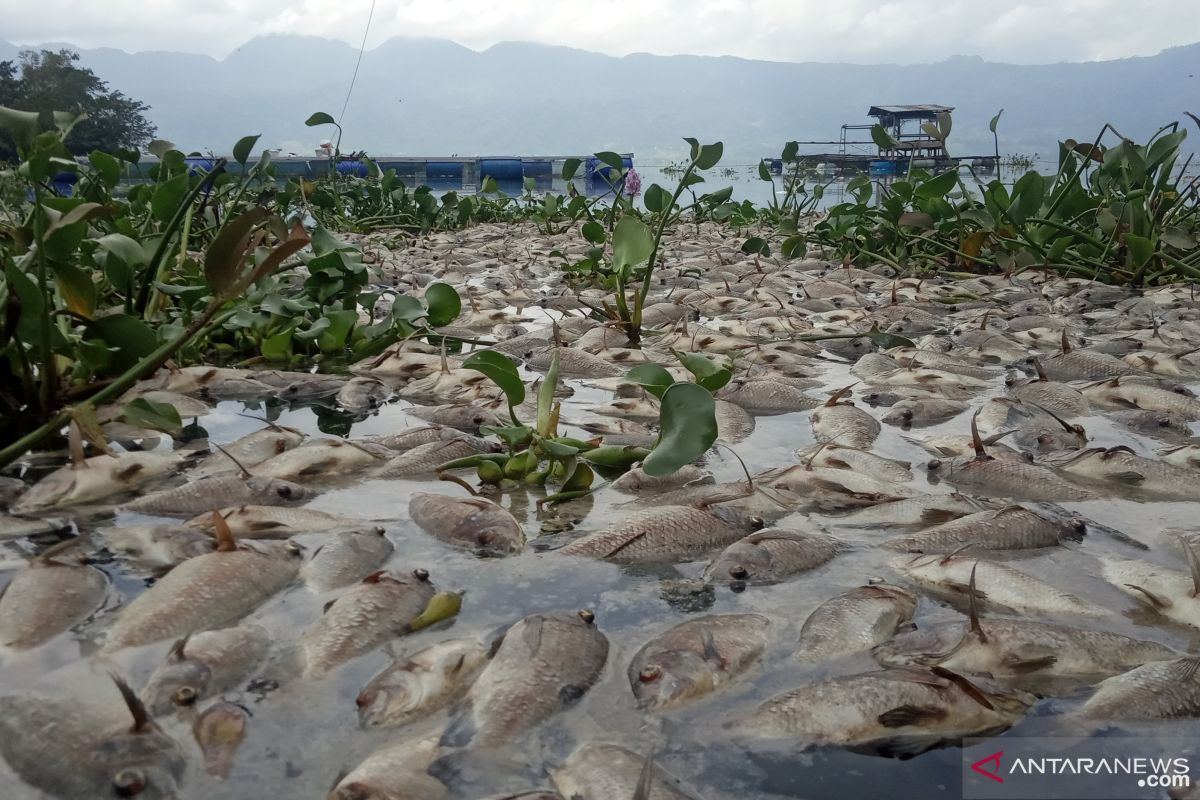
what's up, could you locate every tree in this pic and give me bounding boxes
[0,49,156,161]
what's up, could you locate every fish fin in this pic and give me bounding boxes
[109,673,153,733]
[633,745,656,800]
[298,458,337,477]
[853,735,940,760]
[920,508,965,524]
[1170,657,1200,683]
[558,684,587,708]
[116,463,146,482]
[876,704,948,728]
[322,598,337,614]
[699,629,725,667]
[362,570,387,584]
[168,633,191,662]
[212,511,237,551]
[439,708,477,748]
[967,563,987,644]
[930,666,995,710]
[1124,583,1172,610]
[1001,652,1058,673]
[247,521,287,532]
[212,442,252,479]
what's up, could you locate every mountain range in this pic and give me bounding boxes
[1,35,1197,164]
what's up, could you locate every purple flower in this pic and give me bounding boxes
[623,167,642,197]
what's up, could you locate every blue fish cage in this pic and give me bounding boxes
[869,159,898,177]
[335,159,370,178]
[521,159,554,190]
[425,161,464,188]
[479,157,523,193]
[50,171,78,197]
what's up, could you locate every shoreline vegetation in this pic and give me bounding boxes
[0,106,1197,468]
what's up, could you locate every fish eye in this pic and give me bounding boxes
[1158,418,1171,427]
[901,409,913,421]
[749,516,765,530]
[174,685,199,706]
[354,692,371,709]
[113,768,147,797]
[729,564,749,580]
[276,485,293,498]
[927,459,942,471]
[473,416,485,424]
[1071,519,1087,532]
[413,568,430,581]
[639,665,661,682]
[577,609,595,624]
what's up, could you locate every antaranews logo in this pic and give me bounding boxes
[963,738,1197,800]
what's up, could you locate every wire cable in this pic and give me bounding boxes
[338,0,378,123]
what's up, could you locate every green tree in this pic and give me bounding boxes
[0,49,156,161]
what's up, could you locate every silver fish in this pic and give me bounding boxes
[300,568,437,677]
[716,379,822,414]
[893,554,1101,617]
[1038,446,1199,500]
[13,451,185,512]
[1098,552,1200,630]
[714,398,755,443]
[611,465,713,494]
[192,701,249,780]
[253,438,381,480]
[810,392,881,449]
[189,425,305,477]
[0,539,109,649]
[336,376,391,411]
[629,614,769,710]
[884,506,1084,553]
[404,404,502,433]
[795,444,913,483]
[1082,377,1200,419]
[328,741,448,800]
[552,743,700,800]
[409,493,525,556]
[882,398,970,427]
[102,525,215,572]
[704,529,841,586]
[356,638,490,728]
[834,494,999,528]
[440,611,609,748]
[123,474,311,517]
[186,505,362,537]
[1108,409,1193,440]
[560,506,762,564]
[797,584,918,661]
[302,528,395,592]
[375,438,499,477]
[1077,657,1200,720]
[141,624,271,716]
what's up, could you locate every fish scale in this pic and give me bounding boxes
[560,505,759,564]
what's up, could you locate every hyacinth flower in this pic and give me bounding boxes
[623,167,642,197]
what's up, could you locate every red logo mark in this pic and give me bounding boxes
[972,751,1005,784]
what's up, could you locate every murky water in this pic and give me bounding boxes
[4,224,1200,799]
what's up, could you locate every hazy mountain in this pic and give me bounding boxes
[1,35,1197,163]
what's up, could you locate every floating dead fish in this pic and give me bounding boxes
[253,438,382,480]
[715,379,821,414]
[441,610,609,748]
[336,376,391,411]
[409,493,525,556]
[629,614,769,710]
[376,438,500,478]
[611,465,713,494]
[714,398,756,443]
[104,515,301,651]
[893,554,1101,617]
[1077,657,1200,720]
[885,506,1084,553]
[186,505,362,537]
[300,568,437,678]
[356,638,490,728]
[761,464,917,511]
[810,388,881,448]
[552,743,700,800]
[102,525,215,572]
[833,494,999,528]
[559,505,762,565]
[141,624,271,716]
[0,538,109,650]
[1037,446,1199,500]
[1108,409,1193,440]
[797,584,918,661]
[403,404,502,433]
[1082,377,1200,419]
[189,425,306,477]
[124,473,312,517]
[1098,551,1200,630]
[794,444,912,483]
[327,741,448,800]
[1159,444,1200,471]
[13,450,187,512]
[704,529,841,586]
[302,528,395,592]
[882,398,969,427]
[274,375,347,402]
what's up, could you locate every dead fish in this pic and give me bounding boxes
[328,741,449,800]
[193,701,249,780]
[102,525,215,572]
[275,375,347,402]
[1098,551,1200,630]
[589,395,663,424]
[104,515,301,651]
[1037,446,1199,500]
[409,493,525,556]
[376,438,500,477]
[441,610,609,748]
[1108,409,1193,440]
[0,514,70,542]
[0,676,186,800]
[559,505,763,565]
[300,568,436,678]
[714,398,755,443]
[353,348,450,380]
[703,529,841,586]
[106,389,213,420]
[186,505,362,538]
[834,494,999,528]
[336,376,391,411]
[1037,339,1140,381]
[552,743,700,800]
[885,506,1084,553]
[893,554,1101,617]
[928,453,1098,502]
[728,666,1034,753]
[629,614,769,710]
[1082,377,1200,419]
[611,465,713,494]
[253,438,381,480]
[1159,444,1200,471]
[1077,657,1200,719]
[141,624,271,716]
[0,538,109,649]
[526,347,622,377]
[796,444,912,483]
[882,398,969,427]
[905,431,1028,463]
[716,379,821,414]
[398,367,500,403]
[123,474,311,517]
[302,528,395,592]
[0,476,25,507]
[13,450,186,512]
[404,404,502,433]
[189,425,306,477]
[885,348,998,380]
[810,389,881,448]
[356,638,490,728]
[1007,367,1089,417]
[797,584,918,661]
[761,464,917,510]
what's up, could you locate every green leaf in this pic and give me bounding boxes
[305,112,337,127]
[865,324,915,349]
[150,173,189,223]
[540,438,580,457]
[643,383,717,477]
[89,314,157,372]
[537,349,560,437]
[612,216,654,274]
[316,309,358,353]
[915,171,958,199]
[581,220,606,245]
[781,235,806,258]
[758,160,772,182]
[480,425,534,450]
[522,176,537,193]
[561,462,594,492]
[1125,234,1155,269]
[88,150,121,187]
[672,349,731,392]
[643,184,671,214]
[45,202,110,239]
[626,363,675,399]
[581,445,652,468]
[462,350,526,408]
[55,263,98,318]
[261,329,294,361]
[204,207,270,296]
[871,125,898,150]
[0,105,41,154]
[562,158,582,181]
[120,397,182,433]
[424,282,462,327]
[694,142,723,170]
[989,109,1004,134]
[595,151,624,170]
[233,134,262,167]
[782,141,800,162]
[147,139,175,158]
[740,237,770,256]
[480,176,498,194]
[390,295,427,324]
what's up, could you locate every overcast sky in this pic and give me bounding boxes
[2,0,1198,64]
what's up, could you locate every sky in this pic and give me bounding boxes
[1,0,1198,64]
